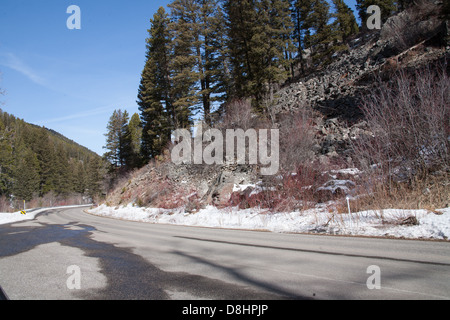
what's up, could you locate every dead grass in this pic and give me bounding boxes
[344,171,449,213]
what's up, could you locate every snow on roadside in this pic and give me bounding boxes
[0,205,92,225]
[87,203,450,240]
[4,201,447,241]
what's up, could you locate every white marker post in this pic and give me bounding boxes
[346,196,351,215]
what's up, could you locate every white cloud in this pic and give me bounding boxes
[38,105,114,125]
[0,52,47,86]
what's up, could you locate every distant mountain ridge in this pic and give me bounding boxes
[0,108,104,206]
[40,125,98,157]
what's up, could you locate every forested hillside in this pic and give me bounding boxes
[109,0,448,168]
[134,0,364,161]
[0,109,105,210]
[103,0,448,212]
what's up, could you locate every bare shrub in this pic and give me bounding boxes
[214,97,276,174]
[0,195,11,212]
[5,192,91,211]
[352,63,449,209]
[229,162,331,212]
[276,163,331,209]
[278,108,318,171]
[220,98,256,130]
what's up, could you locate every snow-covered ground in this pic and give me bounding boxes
[87,203,450,240]
[0,205,91,225]
[2,202,448,240]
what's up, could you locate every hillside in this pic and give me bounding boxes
[0,109,105,211]
[105,1,448,203]
[94,1,449,239]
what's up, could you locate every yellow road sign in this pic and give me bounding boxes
[20,211,26,215]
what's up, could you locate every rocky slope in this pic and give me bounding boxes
[104,3,449,209]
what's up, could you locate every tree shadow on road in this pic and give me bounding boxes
[171,250,309,300]
[0,221,306,300]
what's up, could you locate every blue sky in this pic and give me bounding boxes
[0,0,358,156]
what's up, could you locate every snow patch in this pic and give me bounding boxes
[0,205,92,225]
[87,204,450,240]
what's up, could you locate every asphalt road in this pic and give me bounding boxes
[0,206,449,300]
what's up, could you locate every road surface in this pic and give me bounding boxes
[0,206,449,300]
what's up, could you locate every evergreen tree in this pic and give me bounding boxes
[137,7,173,161]
[297,0,344,65]
[304,0,332,48]
[103,109,130,169]
[224,0,293,111]
[126,113,143,168]
[30,129,58,196]
[258,0,294,99]
[0,108,103,204]
[168,0,198,129]
[223,0,257,100]
[332,0,359,42]
[291,0,315,72]
[0,117,13,195]
[53,144,72,196]
[193,0,229,125]
[13,144,40,202]
[86,157,104,200]
[72,161,87,195]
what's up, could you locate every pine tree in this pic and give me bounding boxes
[193,0,229,125]
[291,0,316,74]
[13,144,40,202]
[332,0,359,42]
[291,0,314,56]
[223,0,257,100]
[168,0,198,129]
[53,144,72,196]
[72,161,86,195]
[0,117,13,196]
[224,0,293,111]
[0,108,103,203]
[137,7,173,161]
[304,0,332,48]
[104,110,120,168]
[297,0,342,65]
[257,0,294,99]
[30,129,58,196]
[126,113,143,168]
[103,109,130,169]
[86,157,104,200]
